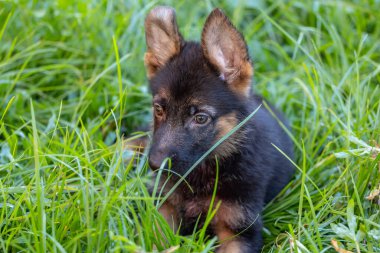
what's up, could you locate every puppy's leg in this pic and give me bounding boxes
[158,201,179,232]
[213,201,263,253]
[153,201,180,250]
[215,221,263,253]
[214,223,247,253]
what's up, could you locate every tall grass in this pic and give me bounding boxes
[0,0,379,252]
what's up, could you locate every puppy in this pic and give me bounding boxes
[144,6,294,253]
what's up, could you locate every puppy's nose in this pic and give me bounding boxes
[148,151,166,170]
[148,157,161,171]
[148,149,176,170]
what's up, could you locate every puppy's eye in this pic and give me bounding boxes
[194,113,209,125]
[154,103,164,118]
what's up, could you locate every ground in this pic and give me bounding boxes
[0,0,379,252]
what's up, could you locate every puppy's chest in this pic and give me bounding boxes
[157,176,246,232]
[187,165,217,195]
[157,174,217,216]
[173,191,247,234]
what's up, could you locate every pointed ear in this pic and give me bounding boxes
[144,6,183,79]
[201,9,253,97]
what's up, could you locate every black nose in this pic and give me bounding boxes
[148,151,166,170]
[149,148,176,170]
[148,157,160,171]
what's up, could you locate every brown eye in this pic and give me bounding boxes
[154,103,164,118]
[194,113,209,125]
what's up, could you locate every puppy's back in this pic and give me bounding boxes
[248,95,294,203]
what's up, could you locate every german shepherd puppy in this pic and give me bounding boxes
[144,6,294,253]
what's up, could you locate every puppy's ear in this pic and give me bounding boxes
[201,9,252,97]
[144,6,183,79]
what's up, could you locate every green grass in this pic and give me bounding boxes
[1,0,380,252]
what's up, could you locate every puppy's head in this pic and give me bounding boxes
[144,7,253,174]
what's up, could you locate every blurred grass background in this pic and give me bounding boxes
[0,0,380,252]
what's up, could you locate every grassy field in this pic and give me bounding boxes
[1,0,380,252]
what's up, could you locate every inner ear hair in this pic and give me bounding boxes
[144,6,183,78]
[201,8,253,97]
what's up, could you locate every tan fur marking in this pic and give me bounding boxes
[159,182,247,252]
[154,175,183,240]
[145,6,183,78]
[213,201,246,229]
[189,98,202,105]
[213,202,246,253]
[158,88,170,100]
[215,112,243,158]
[184,197,211,218]
[216,113,238,138]
[156,175,183,207]
[153,89,170,103]
[153,89,170,127]
[144,52,161,79]
[201,8,252,97]
[159,202,179,232]
[184,197,246,230]
[216,225,235,242]
[231,61,253,97]
[217,239,244,253]
[154,197,180,249]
